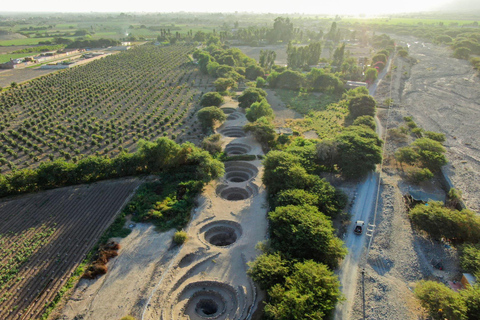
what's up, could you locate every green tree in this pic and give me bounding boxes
[415,280,467,320]
[200,92,224,107]
[409,201,480,242]
[238,87,267,108]
[269,70,305,90]
[412,138,447,171]
[395,147,419,166]
[332,43,346,67]
[213,77,236,92]
[245,64,265,80]
[275,189,319,208]
[337,125,383,178]
[265,260,342,320]
[268,205,347,268]
[460,244,480,276]
[262,151,309,194]
[246,99,275,122]
[244,116,276,148]
[461,285,480,319]
[256,77,266,88]
[197,107,226,130]
[348,94,376,119]
[247,252,290,290]
[365,67,378,82]
[353,115,376,131]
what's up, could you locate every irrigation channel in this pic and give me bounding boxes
[141,97,268,320]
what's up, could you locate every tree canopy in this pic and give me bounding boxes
[245,99,275,122]
[200,92,224,107]
[268,205,347,268]
[238,87,267,108]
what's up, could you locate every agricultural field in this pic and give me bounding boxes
[0,178,141,320]
[0,44,213,173]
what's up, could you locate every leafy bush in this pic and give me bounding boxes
[406,167,434,184]
[268,205,347,268]
[460,244,480,276]
[247,252,290,290]
[409,201,480,242]
[348,94,377,119]
[201,134,223,155]
[353,115,376,131]
[200,92,224,107]
[244,116,277,148]
[245,99,274,122]
[197,107,226,131]
[264,260,342,320]
[173,231,188,245]
[415,280,467,320]
[238,87,267,108]
[424,131,446,143]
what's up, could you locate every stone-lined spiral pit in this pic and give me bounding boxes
[226,113,241,120]
[219,127,246,138]
[220,107,236,114]
[216,184,257,201]
[224,143,251,155]
[224,162,258,183]
[201,221,242,247]
[179,281,239,320]
[196,298,220,317]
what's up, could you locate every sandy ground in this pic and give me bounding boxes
[387,36,480,211]
[58,97,268,320]
[59,225,177,320]
[345,37,475,320]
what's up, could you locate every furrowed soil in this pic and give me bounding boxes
[348,36,478,319]
[0,178,141,320]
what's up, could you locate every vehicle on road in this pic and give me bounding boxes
[354,220,365,235]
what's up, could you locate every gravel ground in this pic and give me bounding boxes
[348,36,474,319]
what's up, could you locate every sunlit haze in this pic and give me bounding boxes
[0,0,458,15]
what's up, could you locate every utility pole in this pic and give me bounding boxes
[362,268,366,320]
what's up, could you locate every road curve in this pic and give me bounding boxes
[334,56,392,320]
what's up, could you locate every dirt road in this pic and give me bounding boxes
[334,57,392,319]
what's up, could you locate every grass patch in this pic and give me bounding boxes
[275,89,340,115]
[0,53,40,63]
[123,176,204,231]
[285,101,348,139]
[0,37,56,46]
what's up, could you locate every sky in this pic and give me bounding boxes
[0,0,465,15]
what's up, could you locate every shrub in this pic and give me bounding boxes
[245,99,274,122]
[201,134,223,155]
[352,115,376,131]
[247,252,290,290]
[200,92,224,107]
[409,201,480,242]
[460,244,480,276]
[348,94,376,119]
[415,280,467,320]
[197,107,226,131]
[256,77,266,88]
[173,231,188,245]
[121,316,136,320]
[424,131,446,143]
[238,87,267,108]
[268,205,347,268]
[406,167,434,184]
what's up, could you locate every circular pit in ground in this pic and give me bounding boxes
[224,162,258,183]
[219,127,246,138]
[216,184,256,201]
[224,143,251,155]
[200,221,242,248]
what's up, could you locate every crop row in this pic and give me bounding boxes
[0,179,140,319]
[0,44,213,173]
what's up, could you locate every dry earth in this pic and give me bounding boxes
[347,36,477,320]
[58,97,268,320]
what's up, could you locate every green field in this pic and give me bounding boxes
[342,17,478,26]
[0,53,39,63]
[0,37,55,46]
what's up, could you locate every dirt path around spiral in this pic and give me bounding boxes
[58,97,268,320]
